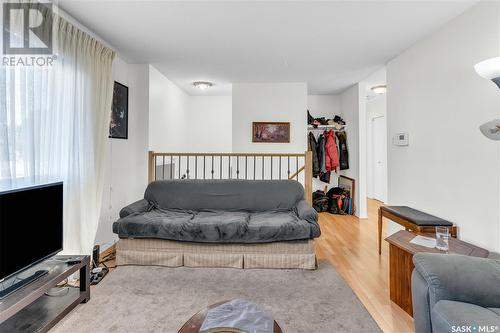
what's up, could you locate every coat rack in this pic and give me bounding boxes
[308,125,346,131]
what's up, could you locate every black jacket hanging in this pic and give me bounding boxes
[336,131,349,170]
[317,134,326,174]
[308,132,320,177]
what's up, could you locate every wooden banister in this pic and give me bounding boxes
[147,151,313,205]
[148,150,155,183]
[150,152,306,157]
[304,150,313,205]
[288,166,305,180]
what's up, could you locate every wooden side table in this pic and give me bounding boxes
[385,230,489,316]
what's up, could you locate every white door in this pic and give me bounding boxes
[372,116,387,202]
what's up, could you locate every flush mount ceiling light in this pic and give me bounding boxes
[474,57,500,88]
[193,81,213,90]
[371,85,387,94]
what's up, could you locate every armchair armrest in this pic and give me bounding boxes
[413,253,500,308]
[295,199,318,223]
[119,199,151,218]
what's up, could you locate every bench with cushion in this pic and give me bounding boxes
[378,206,457,254]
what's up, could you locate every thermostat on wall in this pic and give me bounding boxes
[393,133,409,146]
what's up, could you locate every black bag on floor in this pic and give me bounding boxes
[326,187,348,215]
[328,196,343,214]
[312,190,329,212]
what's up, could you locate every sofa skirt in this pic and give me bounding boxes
[116,238,317,270]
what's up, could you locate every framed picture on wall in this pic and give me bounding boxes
[109,81,129,139]
[252,122,290,143]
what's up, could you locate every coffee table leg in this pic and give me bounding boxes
[378,209,383,255]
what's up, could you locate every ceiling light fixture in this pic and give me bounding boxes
[371,85,387,94]
[193,81,213,90]
[474,57,500,88]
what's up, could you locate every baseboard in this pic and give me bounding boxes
[100,243,116,262]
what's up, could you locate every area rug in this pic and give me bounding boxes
[51,260,380,333]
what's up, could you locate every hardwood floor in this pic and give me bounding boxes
[315,199,414,333]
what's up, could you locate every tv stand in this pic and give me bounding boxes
[0,270,48,300]
[0,255,90,332]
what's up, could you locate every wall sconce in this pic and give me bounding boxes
[475,57,500,140]
[479,119,500,141]
[474,57,500,88]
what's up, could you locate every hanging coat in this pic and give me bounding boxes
[317,134,327,174]
[308,132,320,177]
[324,130,340,172]
[320,170,330,183]
[336,131,349,170]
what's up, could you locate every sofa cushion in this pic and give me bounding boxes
[431,300,500,333]
[113,209,194,240]
[189,210,250,241]
[248,211,312,240]
[113,208,319,243]
[144,180,304,211]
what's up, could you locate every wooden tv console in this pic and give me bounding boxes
[0,255,90,332]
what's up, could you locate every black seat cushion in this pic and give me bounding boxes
[380,206,453,226]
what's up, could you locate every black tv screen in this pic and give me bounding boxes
[0,182,63,281]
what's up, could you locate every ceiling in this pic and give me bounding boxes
[58,1,476,96]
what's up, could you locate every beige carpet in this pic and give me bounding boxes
[52,261,380,333]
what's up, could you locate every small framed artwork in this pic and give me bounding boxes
[109,81,129,139]
[252,122,290,143]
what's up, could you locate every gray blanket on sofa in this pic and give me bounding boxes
[112,180,321,243]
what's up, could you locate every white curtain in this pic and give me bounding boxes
[0,5,116,255]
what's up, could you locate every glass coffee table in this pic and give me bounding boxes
[178,299,283,333]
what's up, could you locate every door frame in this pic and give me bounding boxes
[369,115,387,203]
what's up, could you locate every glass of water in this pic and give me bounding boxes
[435,227,450,251]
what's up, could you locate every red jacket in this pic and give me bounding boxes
[324,130,339,172]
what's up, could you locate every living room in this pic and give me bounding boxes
[0,1,499,333]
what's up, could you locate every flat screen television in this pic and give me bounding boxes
[0,182,63,283]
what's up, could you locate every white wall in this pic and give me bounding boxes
[149,68,233,153]
[95,61,150,249]
[232,83,307,153]
[307,95,341,118]
[187,96,232,152]
[387,1,500,252]
[149,65,189,152]
[340,83,367,218]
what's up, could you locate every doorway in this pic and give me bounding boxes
[371,116,387,202]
